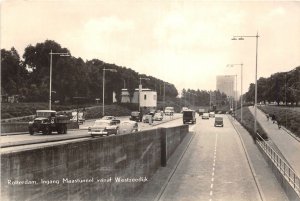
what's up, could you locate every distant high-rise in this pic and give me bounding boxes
[216,75,235,98]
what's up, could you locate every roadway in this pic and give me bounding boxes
[0,114,182,148]
[0,113,290,200]
[135,114,289,201]
[156,115,262,201]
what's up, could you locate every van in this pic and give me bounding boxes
[183,110,196,124]
[214,117,224,127]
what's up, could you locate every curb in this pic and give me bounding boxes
[228,115,266,201]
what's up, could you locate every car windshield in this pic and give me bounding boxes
[183,112,193,117]
[215,117,223,121]
[93,122,110,127]
[102,116,113,120]
[36,112,55,117]
[131,112,139,116]
[121,122,133,126]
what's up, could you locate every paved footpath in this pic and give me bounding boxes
[249,106,300,176]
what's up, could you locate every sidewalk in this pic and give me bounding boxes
[249,106,300,176]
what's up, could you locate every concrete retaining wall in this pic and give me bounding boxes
[1,122,79,133]
[1,125,188,201]
[257,144,300,201]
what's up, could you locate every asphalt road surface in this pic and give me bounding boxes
[0,114,182,148]
[157,115,263,201]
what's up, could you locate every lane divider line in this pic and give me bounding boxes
[209,133,218,201]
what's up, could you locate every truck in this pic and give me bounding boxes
[28,110,69,135]
[183,110,196,124]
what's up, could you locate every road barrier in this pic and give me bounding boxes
[1,124,188,201]
[256,132,300,200]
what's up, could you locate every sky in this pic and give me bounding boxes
[1,0,300,95]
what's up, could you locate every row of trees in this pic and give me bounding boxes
[1,40,178,104]
[181,89,228,106]
[244,67,300,106]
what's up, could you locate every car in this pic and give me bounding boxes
[202,113,209,119]
[209,112,215,118]
[153,112,163,121]
[118,120,139,135]
[198,108,205,115]
[164,107,174,116]
[183,110,196,124]
[214,117,224,127]
[142,114,153,123]
[129,111,143,122]
[88,119,119,137]
[101,116,120,124]
[181,107,189,113]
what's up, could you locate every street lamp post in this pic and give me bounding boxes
[49,50,70,110]
[232,33,259,132]
[102,67,117,116]
[163,82,172,111]
[227,63,244,123]
[139,77,150,112]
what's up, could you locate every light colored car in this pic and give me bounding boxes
[202,113,209,119]
[143,114,153,123]
[209,112,215,118]
[164,107,174,116]
[118,120,139,135]
[101,116,120,124]
[89,119,119,137]
[153,112,163,121]
[181,107,189,113]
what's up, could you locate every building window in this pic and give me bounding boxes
[144,94,147,100]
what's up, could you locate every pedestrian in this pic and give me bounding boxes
[277,119,281,129]
[271,114,276,124]
[266,113,269,121]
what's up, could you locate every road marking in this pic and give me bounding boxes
[209,133,218,201]
[189,125,196,132]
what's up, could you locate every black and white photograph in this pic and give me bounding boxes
[1,0,300,200]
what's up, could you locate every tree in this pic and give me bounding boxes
[1,47,28,96]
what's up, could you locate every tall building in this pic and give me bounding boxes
[216,75,235,98]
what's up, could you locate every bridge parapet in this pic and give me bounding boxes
[1,124,188,201]
[256,132,300,201]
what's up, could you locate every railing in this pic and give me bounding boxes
[256,132,300,196]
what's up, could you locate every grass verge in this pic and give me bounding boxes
[234,107,268,140]
[258,106,300,137]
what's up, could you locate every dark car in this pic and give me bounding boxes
[129,111,143,122]
[214,117,224,127]
[183,110,196,124]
